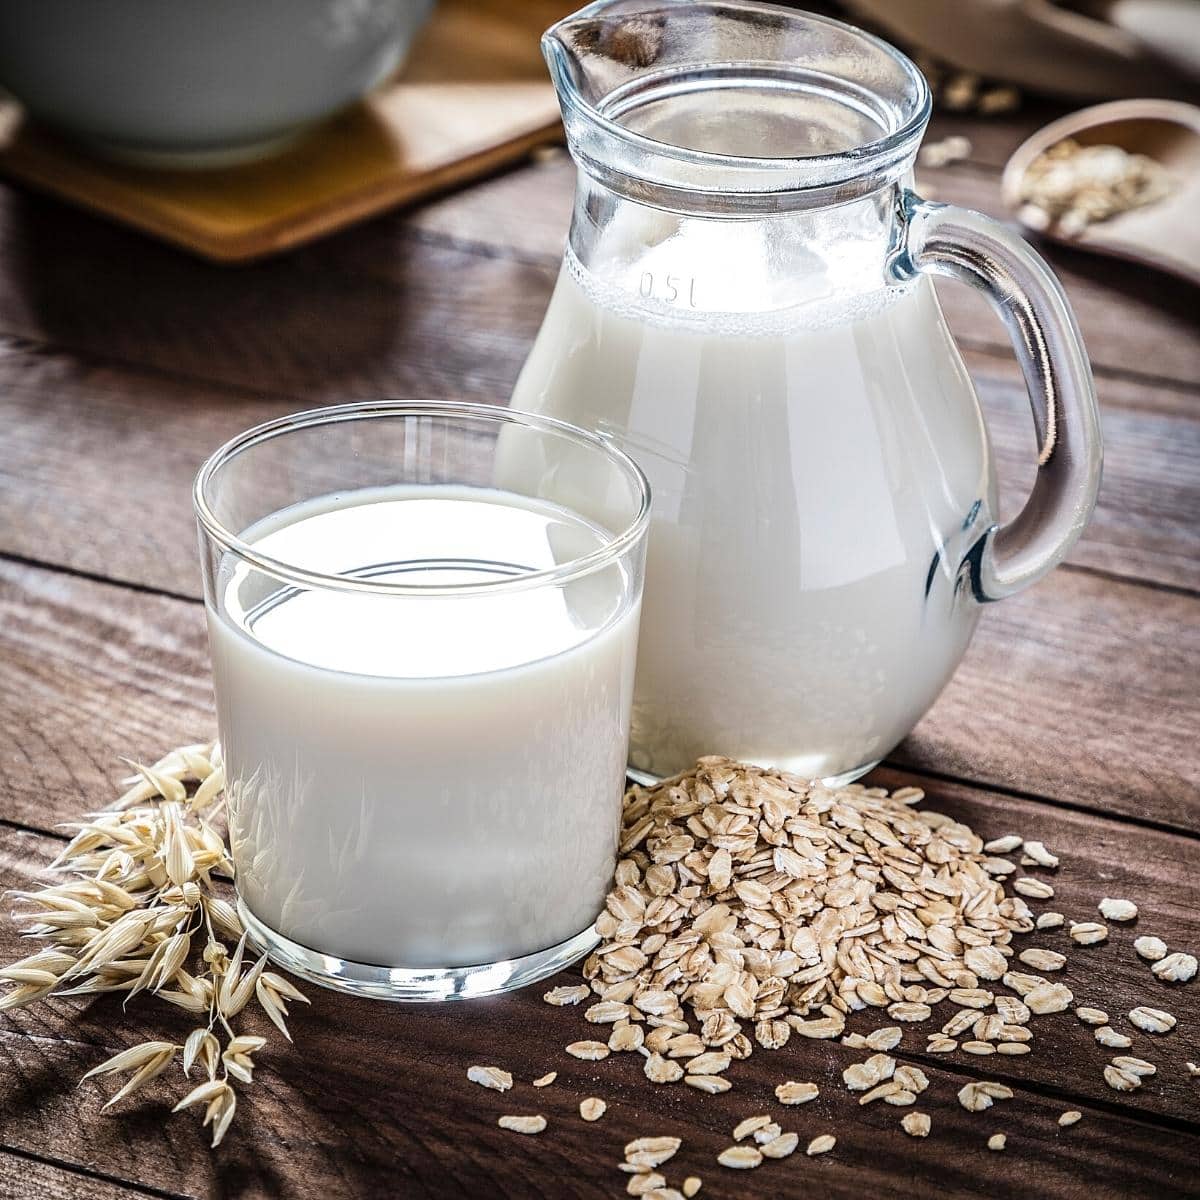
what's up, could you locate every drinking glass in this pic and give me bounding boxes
[194,401,650,1001]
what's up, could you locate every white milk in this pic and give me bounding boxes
[206,486,640,968]
[510,253,994,781]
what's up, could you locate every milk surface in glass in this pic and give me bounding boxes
[206,485,640,969]
[510,226,995,782]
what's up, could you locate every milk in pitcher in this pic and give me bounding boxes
[510,244,995,782]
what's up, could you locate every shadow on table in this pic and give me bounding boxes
[1,188,435,405]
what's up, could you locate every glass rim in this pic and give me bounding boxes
[193,400,652,599]
[544,1,931,195]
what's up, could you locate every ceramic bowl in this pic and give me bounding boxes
[0,0,434,167]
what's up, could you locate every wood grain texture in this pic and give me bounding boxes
[0,819,1197,1200]
[0,1154,164,1200]
[0,188,556,405]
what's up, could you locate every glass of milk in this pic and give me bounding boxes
[193,402,649,1001]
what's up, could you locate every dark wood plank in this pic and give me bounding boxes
[895,566,1200,830]
[0,1154,166,1200]
[977,360,1200,592]
[0,817,1197,1200]
[0,561,213,828]
[0,187,555,406]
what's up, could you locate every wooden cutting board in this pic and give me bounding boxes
[0,0,570,263]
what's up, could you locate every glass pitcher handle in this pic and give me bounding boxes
[892,192,1103,602]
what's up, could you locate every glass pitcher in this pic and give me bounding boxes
[509,0,1102,784]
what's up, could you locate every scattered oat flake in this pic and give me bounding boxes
[1152,953,1197,984]
[532,1072,556,1088]
[962,1041,997,1056]
[625,1136,682,1166]
[1014,877,1054,899]
[983,835,1022,854]
[775,1081,819,1105]
[717,1145,762,1169]
[579,1097,606,1121]
[1113,1055,1156,1077]
[1026,983,1074,1014]
[1095,1025,1133,1049]
[902,1112,931,1137]
[1129,1006,1176,1034]
[1098,898,1138,922]
[1036,912,1066,930]
[1059,1110,1083,1127]
[965,946,1008,978]
[761,1131,799,1159]
[733,1116,772,1141]
[567,1040,610,1060]
[1076,1006,1108,1025]
[958,1081,1013,1113]
[685,1075,732,1094]
[1069,922,1108,946]
[467,1065,513,1092]
[1019,948,1066,971]
[751,1122,782,1145]
[687,1052,730,1076]
[645,1053,684,1084]
[1023,841,1059,868]
[683,1179,702,1198]
[498,1114,546,1134]
[1134,936,1168,962]
[806,1134,836,1157]
[864,1027,901,1052]
[1186,1062,1200,1077]
[544,984,590,1006]
[1104,1065,1142,1092]
[889,1001,931,1022]
[626,1173,666,1197]
[988,1133,1007,1151]
[610,1024,645,1053]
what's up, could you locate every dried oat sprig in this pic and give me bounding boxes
[0,740,306,1147]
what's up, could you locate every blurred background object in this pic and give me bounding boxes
[0,0,564,261]
[0,0,435,167]
[0,0,1195,264]
[841,0,1200,105]
[1003,99,1200,284]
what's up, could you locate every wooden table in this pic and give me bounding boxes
[1,89,1198,1200]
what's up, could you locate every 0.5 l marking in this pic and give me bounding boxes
[638,272,699,307]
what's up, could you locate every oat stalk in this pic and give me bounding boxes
[0,740,308,1147]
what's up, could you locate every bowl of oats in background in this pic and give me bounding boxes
[0,0,435,167]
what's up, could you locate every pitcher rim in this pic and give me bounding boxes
[543,0,932,205]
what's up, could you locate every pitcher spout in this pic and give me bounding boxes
[540,0,930,215]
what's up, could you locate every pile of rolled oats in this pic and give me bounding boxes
[580,757,1039,1063]
[509,757,1195,1188]
[1018,138,1174,237]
